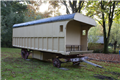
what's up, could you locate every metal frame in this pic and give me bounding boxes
[52,54,103,68]
[20,49,103,68]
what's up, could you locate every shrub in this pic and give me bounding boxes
[93,49,103,53]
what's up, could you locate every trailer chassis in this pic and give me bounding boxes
[21,49,103,68]
[52,54,103,68]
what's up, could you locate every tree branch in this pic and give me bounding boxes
[69,0,74,13]
[73,1,76,13]
[111,1,115,20]
[62,1,70,14]
[77,1,84,13]
[94,18,103,26]
[107,1,116,41]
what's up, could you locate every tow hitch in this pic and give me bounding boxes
[52,56,103,68]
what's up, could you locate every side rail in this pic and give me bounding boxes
[66,45,81,52]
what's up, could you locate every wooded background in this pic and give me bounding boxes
[1,0,120,53]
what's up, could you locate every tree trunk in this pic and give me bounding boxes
[113,41,117,53]
[103,24,108,53]
[104,37,108,53]
[101,1,109,53]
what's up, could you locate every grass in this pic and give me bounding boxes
[1,48,120,80]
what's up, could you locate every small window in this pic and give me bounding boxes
[60,25,63,32]
[82,30,86,35]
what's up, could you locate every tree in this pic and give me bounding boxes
[25,0,52,19]
[109,21,120,52]
[49,1,61,16]
[86,1,120,53]
[23,1,43,22]
[88,24,103,50]
[60,0,84,14]
[1,1,49,47]
[1,1,27,47]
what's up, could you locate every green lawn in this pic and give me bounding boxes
[1,48,120,80]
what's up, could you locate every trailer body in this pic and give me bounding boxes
[13,13,96,61]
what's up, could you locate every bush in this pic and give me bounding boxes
[93,49,103,53]
[93,48,119,54]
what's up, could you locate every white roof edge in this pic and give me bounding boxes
[74,13,96,26]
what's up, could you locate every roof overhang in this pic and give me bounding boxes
[13,13,96,28]
[74,13,96,26]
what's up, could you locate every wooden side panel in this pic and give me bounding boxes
[39,38,42,49]
[53,37,58,51]
[19,38,22,47]
[27,38,30,48]
[35,38,38,49]
[43,37,47,50]
[31,38,33,48]
[48,37,52,51]
[59,37,64,52]
[12,20,69,55]
[22,38,24,47]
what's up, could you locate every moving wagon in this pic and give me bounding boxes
[12,13,102,68]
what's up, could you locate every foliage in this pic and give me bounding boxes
[93,49,103,53]
[110,20,120,44]
[25,0,54,20]
[1,11,24,47]
[27,1,62,17]
[1,1,27,16]
[108,46,120,54]
[60,0,84,14]
[1,1,48,47]
[22,5,43,22]
[88,24,103,50]
[109,21,120,52]
[49,1,61,16]
[114,3,120,23]
[1,1,27,47]
[86,1,120,53]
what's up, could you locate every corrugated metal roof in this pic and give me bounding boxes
[13,13,75,28]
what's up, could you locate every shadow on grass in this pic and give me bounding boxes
[94,74,118,80]
[2,57,52,67]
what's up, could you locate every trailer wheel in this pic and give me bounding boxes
[52,58,61,68]
[21,49,29,59]
[21,49,25,59]
[25,51,29,59]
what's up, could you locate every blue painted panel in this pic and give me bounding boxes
[13,13,75,28]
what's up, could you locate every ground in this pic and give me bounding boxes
[1,48,120,80]
[83,53,120,63]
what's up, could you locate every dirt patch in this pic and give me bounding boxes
[82,53,120,63]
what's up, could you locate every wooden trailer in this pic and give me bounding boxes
[12,13,99,68]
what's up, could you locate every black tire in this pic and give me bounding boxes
[25,52,29,59]
[21,49,29,59]
[52,58,61,68]
[21,50,25,59]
